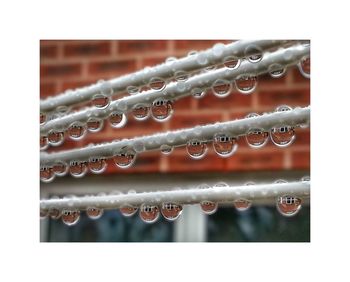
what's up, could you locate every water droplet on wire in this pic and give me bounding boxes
[269,64,286,78]
[223,56,240,69]
[53,161,68,176]
[40,113,46,124]
[212,79,232,97]
[213,134,238,157]
[113,148,136,169]
[48,130,64,146]
[271,106,295,147]
[67,122,86,140]
[233,199,252,211]
[149,77,166,91]
[127,85,140,95]
[40,136,49,150]
[49,208,61,220]
[109,112,127,128]
[132,104,150,120]
[40,166,55,183]
[161,203,183,221]
[139,204,160,223]
[91,94,110,109]
[276,195,302,217]
[88,157,107,174]
[86,207,103,219]
[186,140,208,159]
[191,88,206,99]
[87,118,104,132]
[62,209,80,226]
[120,205,138,217]
[151,99,173,122]
[235,75,257,94]
[175,71,189,82]
[200,201,218,215]
[298,56,310,78]
[245,45,263,63]
[69,160,88,178]
[160,144,173,155]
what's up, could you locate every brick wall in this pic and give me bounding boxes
[40,40,310,175]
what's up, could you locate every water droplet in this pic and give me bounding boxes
[160,144,173,155]
[175,71,189,82]
[212,43,225,57]
[246,129,269,148]
[91,94,110,109]
[276,195,302,217]
[275,179,287,184]
[187,50,198,56]
[88,157,107,174]
[245,45,263,63]
[67,122,86,140]
[40,209,48,219]
[133,141,145,153]
[40,113,46,124]
[56,105,70,114]
[49,208,61,220]
[223,56,240,69]
[301,175,310,182]
[161,203,183,221]
[204,65,217,72]
[213,134,238,157]
[200,201,218,215]
[298,56,310,78]
[176,81,186,92]
[191,88,206,99]
[53,161,68,176]
[127,85,140,95]
[113,148,136,169]
[61,209,80,226]
[149,77,166,91]
[212,79,232,98]
[151,99,173,122]
[196,53,208,65]
[235,75,257,94]
[270,111,295,147]
[86,207,103,219]
[186,140,208,159]
[120,205,138,217]
[87,118,104,132]
[98,80,113,95]
[233,199,252,211]
[269,64,286,78]
[69,160,88,178]
[40,136,49,150]
[166,57,177,63]
[132,104,150,120]
[109,112,127,128]
[47,130,64,146]
[40,166,55,183]
[139,204,160,223]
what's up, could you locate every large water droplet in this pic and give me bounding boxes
[127,85,140,95]
[235,75,257,94]
[186,140,208,159]
[151,99,173,122]
[88,157,107,174]
[113,148,136,169]
[246,128,269,148]
[245,45,263,63]
[40,136,49,150]
[191,87,206,99]
[196,53,208,65]
[175,71,189,82]
[67,122,86,140]
[40,113,46,124]
[149,77,166,91]
[271,106,295,147]
[269,63,286,78]
[212,79,232,98]
[53,161,68,176]
[233,199,252,211]
[48,130,64,146]
[200,201,218,215]
[40,166,55,183]
[61,209,80,226]
[298,56,310,78]
[49,208,61,219]
[161,203,183,221]
[132,104,150,120]
[223,56,240,69]
[120,205,138,217]
[213,134,238,157]
[98,79,114,95]
[87,118,104,132]
[91,94,110,109]
[86,207,103,219]
[276,195,302,217]
[69,160,88,178]
[160,144,173,155]
[212,43,225,57]
[139,204,160,223]
[109,112,127,128]
[40,209,48,219]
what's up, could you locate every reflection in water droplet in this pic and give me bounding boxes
[62,209,80,226]
[200,201,218,215]
[213,134,237,157]
[132,104,150,120]
[246,128,269,148]
[127,85,140,95]
[149,77,166,91]
[245,45,263,63]
[109,112,127,128]
[87,118,104,132]
[86,207,103,219]
[88,157,107,174]
[53,161,68,176]
[301,175,310,182]
[91,94,110,109]
[276,195,302,217]
[223,56,240,69]
[212,43,225,57]
[48,130,64,146]
[269,64,286,78]
[160,144,173,155]
[40,166,55,183]
[113,148,136,169]
[151,99,173,122]
[212,79,232,97]
[40,136,49,150]
[139,204,160,223]
[67,122,86,140]
[298,56,310,78]
[235,75,257,94]
[40,209,48,219]
[233,199,252,211]
[191,88,206,99]
[40,113,46,124]
[186,140,208,159]
[175,71,189,82]
[69,160,88,178]
[161,203,183,221]
[271,126,295,147]
[49,209,61,220]
[120,205,138,217]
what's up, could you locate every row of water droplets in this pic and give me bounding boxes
[40,177,309,226]
[40,105,300,183]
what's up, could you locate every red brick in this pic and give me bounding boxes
[63,41,111,57]
[292,67,310,83]
[166,149,225,173]
[174,40,232,50]
[141,57,167,68]
[226,151,284,171]
[291,150,310,169]
[118,40,167,54]
[257,73,287,87]
[197,89,252,110]
[259,88,310,108]
[88,59,136,76]
[61,80,96,91]
[41,63,81,78]
[40,82,57,98]
[169,112,222,130]
[293,128,310,146]
[173,95,194,111]
[40,45,58,59]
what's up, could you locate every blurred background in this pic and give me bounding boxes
[40,40,310,242]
